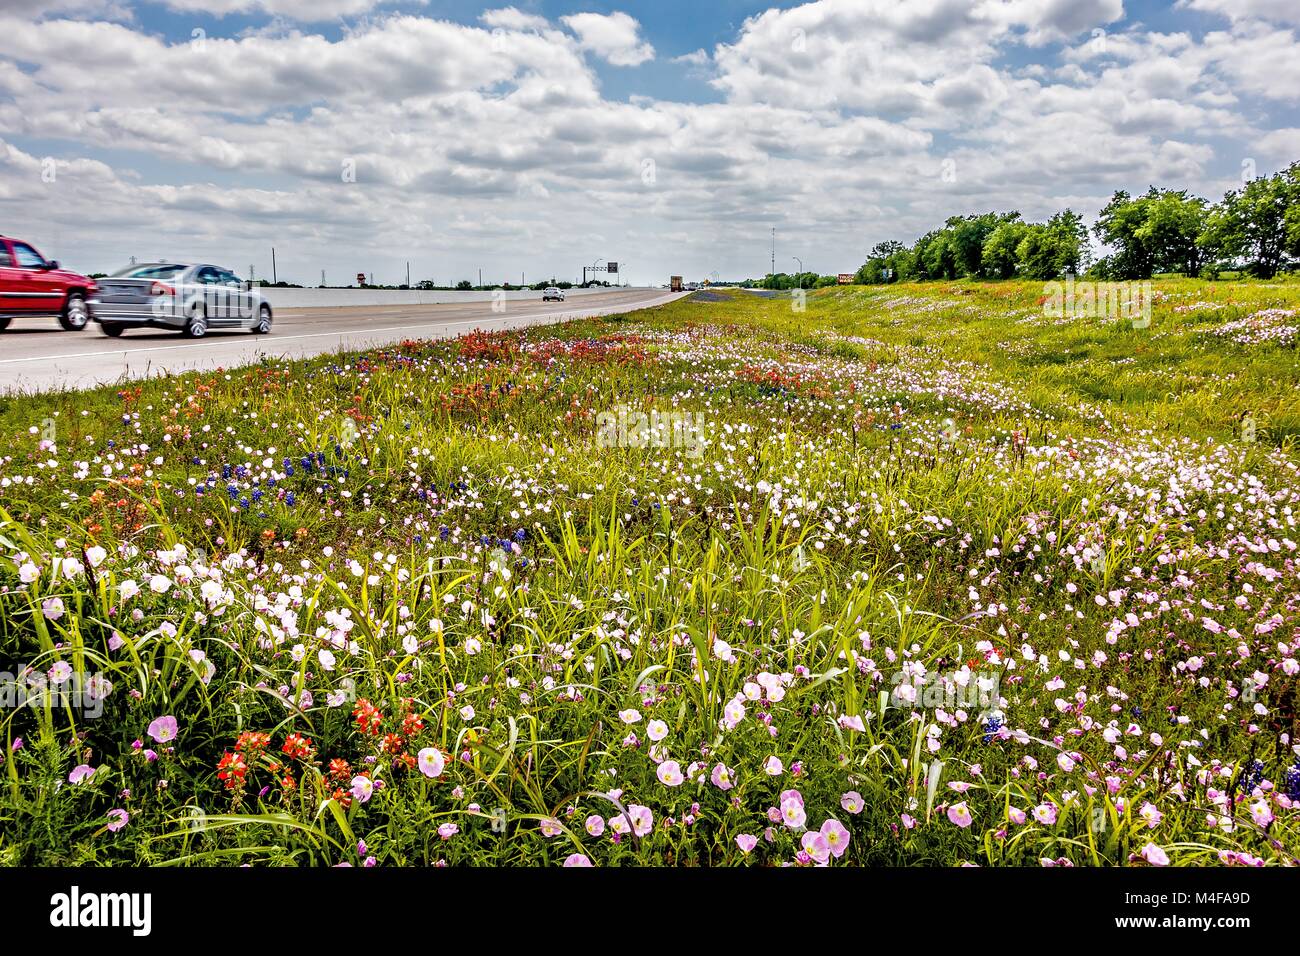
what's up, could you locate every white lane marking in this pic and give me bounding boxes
[0,294,677,367]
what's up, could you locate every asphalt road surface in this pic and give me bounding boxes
[0,288,686,394]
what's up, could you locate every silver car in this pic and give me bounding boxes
[89,262,273,338]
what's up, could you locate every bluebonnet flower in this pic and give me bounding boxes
[1240,759,1264,794]
[982,714,1003,744]
[1285,764,1300,802]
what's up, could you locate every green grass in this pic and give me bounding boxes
[0,277,1297,867]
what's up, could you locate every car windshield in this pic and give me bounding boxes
[110,264,186,280]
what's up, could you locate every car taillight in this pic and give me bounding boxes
[150,282,174,296]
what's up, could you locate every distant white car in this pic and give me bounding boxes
[543,287,565,301]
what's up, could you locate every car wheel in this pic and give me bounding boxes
[0,316,10,332]
[184,308,208,338]
[252,305,272,334]
[100,323,124,338]
[59,292,89,331]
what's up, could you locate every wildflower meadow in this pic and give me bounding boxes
[2,278,1298,868]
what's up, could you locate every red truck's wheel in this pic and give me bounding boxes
[59,292,89,331]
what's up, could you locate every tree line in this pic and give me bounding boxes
[852,160,1300,284]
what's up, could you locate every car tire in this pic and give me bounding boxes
[0,316,10,332]
[252,305,272,334]
[184,307,208,338]
[59,292,89,331]
[100,323,124,338]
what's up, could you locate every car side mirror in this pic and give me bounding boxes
[45,260,59,270]
[242,280,252,291]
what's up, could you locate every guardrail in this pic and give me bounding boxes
[259,287,649,309]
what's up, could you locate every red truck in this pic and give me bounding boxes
[0,235,97,331]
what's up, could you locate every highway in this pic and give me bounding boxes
[0,288,686,394]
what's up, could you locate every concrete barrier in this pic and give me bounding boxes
[259,286,647,309]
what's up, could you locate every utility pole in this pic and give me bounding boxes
[406,261,410,288]
[478,268,482,289]
[792,256,803,290]
[321,269,326,288]
[250,265,255,284]
[271,247,277,285]
[770,227,775,282]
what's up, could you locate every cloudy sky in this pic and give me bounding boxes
[0,0,1297,285]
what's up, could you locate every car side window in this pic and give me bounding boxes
[0,243,12,268]
[218,270,242,286]
[196,267,220,285]
[11,242,46,269]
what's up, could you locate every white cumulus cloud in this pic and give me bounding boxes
[561,11,655,66]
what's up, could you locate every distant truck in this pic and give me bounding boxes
[670,276,683,292]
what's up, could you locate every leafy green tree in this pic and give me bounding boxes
[1200,162,1300,278]
[1095,187,1208,277]
[980,218,1028,278]
[917,230,957,280]
[855,240,908,284]
[945,212,1015,278]
[1015,210,1087,280]
[1014,224,1054,280]
[1049,209,1089,275]
[1094,190,1157,278]
[1135,189,1208,276]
